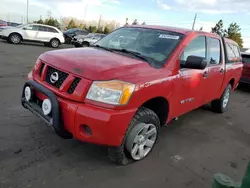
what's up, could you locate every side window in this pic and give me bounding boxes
[39,26,48,32]
[78,30,88,35]
[180,36,206,66]
[24,25,38,31]
[226,43,241,63]
[31,25,39,31]
[47,27,58,33]
[208,37,221,65]
[242,54,250,64]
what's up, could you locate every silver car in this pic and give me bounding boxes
[74,33,106,47]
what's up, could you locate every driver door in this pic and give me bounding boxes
[23,25,39,40]
[172,36,208,117]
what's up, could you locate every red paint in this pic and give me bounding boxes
[26,26,243,146]
[243,63,250,79]
[241,53,250,84]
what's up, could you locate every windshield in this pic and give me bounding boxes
[86,33,95,38]
[242,54,250,64]
[16,24,27,28]
[95,27,184,66]
[64,28,78,34]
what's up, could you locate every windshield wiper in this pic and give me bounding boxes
[92,45,114,52]
[110,48,153,64]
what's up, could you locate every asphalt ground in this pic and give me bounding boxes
[0,40,250,188]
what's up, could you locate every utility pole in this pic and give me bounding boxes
[84,3,88,20]
[192,13,197,30]
[26,0,29,23]
[98,14,102,29]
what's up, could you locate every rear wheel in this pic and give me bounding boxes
[50,38,60,48]
[108,107,160,165]
[82,42,89,47]
[9,33,21,44]
[211,84,232,113]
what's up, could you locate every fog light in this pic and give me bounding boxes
[24,86,32,101]
[80,125,92,136]
[42,99,52,116]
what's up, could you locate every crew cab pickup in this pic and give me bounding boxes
[21,25,243,165]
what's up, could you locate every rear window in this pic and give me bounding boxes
[242,54,250,64]
[225,43,241,63]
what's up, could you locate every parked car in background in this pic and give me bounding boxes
[73,33,106,47]
[63,28,89,44]
[21,25,243,165]
[240,52,250,84]
[7,22,22,27]
[0,23,64,48]
[0,20,7,27]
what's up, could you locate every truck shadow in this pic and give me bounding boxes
[237,83,250,93]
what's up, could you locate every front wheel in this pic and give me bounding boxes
[211,84,232,113]
[108,107,160,165]
[50,39,60,48]
[9,33,21,44]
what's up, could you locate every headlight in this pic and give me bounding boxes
[86,80,135,105]
[78,39,83,42]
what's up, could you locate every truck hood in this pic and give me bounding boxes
[40,47,151,80]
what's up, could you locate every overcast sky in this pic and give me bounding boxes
[1,0,250,47]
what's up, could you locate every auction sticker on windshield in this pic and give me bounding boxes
[159,34,180,40]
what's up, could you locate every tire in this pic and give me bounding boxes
[108,107,160,165]
[9,33,21,44]
[50,38,60,48]
[82,42,89,47]
[74,43,83,48]
[211,84,232,113]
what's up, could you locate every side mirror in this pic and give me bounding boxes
[183,55,207,70]
[23,28,27,30]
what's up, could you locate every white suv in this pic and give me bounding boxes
[0,23,65,48]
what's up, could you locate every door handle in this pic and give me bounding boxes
[203,71,208,78]
[220,68,224,73]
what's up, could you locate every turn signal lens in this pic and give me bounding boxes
[86,80,135,105]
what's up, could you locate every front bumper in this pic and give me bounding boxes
[240,76,250,84]
[21,80,72,138]
[21,80,136,146]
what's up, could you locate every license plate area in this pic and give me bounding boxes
[21,80,72,139]
[33,90,52,118]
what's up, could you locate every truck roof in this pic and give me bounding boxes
[127,25,192,34]
[127,25,219,37]
[223,37,239,46]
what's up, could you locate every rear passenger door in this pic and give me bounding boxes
[37,26,53,42]
[203,37,224,102]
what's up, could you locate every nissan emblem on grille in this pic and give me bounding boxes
[50,72,59,84]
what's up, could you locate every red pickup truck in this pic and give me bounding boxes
[21,25,243,165]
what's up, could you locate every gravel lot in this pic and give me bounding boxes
[0,40,250,188]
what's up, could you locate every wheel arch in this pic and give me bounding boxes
[50,37,61,44]
[229,78,235,89]
[82,41,90,46]
[8,32,23,41]
[140,96,169,126]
